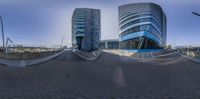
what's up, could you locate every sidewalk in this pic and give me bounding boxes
[0,50,66,67]
[103,49,176,59]
[74,49,102,60]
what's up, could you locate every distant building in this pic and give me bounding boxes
[118,3,167,51]
[72,8,101,52]
[101,39,119,49]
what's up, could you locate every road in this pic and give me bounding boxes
[0,51,200,99]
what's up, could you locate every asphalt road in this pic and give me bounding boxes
[0,51,200,99]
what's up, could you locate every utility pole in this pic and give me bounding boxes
[0,16,5,50]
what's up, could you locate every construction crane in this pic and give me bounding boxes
[192,12,200,16]
[6,37,15,53]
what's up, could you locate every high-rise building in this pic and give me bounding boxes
[72,8,101,52]
[118,3,167,51]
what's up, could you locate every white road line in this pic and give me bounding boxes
[113,66,126,87]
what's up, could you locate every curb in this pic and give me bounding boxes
[0,50,66,67]
[103,50,178,59]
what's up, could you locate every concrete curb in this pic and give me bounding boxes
[155,52,178,58]
[103,50,178,59]
[178,53,200,64]
[0,50,66,67]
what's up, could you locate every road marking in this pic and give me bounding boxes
[113,66,126,87]
[20,60,26,67]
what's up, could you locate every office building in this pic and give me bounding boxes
[101,39,119,49]
[72,8,101,52]
[119,3,167,51]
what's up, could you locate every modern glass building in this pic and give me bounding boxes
[72,8,101,52]
[100,39,119,49]
[118,3,167,51]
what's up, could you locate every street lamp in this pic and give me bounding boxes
[61,37,65,49]
[172,38,176,49]
[0,16,5,50]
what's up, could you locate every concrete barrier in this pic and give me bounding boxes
[178,51,200,64]
[178,52,200,64]
[0,50,65,67]
[180,51,200,58]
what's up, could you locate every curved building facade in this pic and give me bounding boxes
[118,3,167,51]
[100,39,119,49]
[72,8,101,52]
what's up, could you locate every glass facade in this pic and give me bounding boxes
[72,8,101,52]
[101,40,119,49]
[120,36,162,49]
[119,3,167,50]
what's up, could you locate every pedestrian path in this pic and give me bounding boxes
[74,49,102,60]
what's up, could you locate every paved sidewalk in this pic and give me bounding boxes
[74,49,102,60]
[0,50,66,67]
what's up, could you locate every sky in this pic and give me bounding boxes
[0,0,200,48]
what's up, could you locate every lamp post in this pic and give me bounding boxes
[0,16,5,50]
[172,38,176,49]
[61,37,65,49]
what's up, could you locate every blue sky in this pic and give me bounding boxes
[0,0,200,47]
